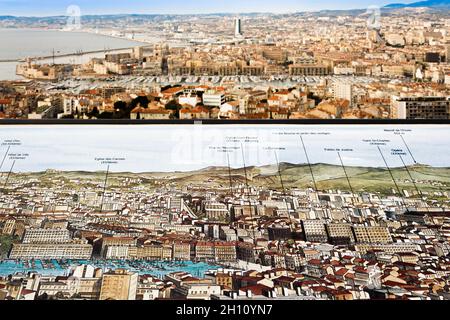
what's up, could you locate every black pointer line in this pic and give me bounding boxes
[399,155,421,198]
[338,151,373,210]
[336,149,373,210]
[3,160,15,192]
[399,155,430,213]
[226,152,233,197]
[337,151,356,206]
[400,136,443,210]
[300,135,318,191]
[400,135,444,211]
[274,151,293,229]
[99,164,110,213]
[0,145,11,178]
[226,152,234,224]
[240,143,256,245]
[377,146,406,211]
[400,135,418,164]
[300,135,328,214]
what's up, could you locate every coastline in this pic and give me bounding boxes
[0,28,150,80]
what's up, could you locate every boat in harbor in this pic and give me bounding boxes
[0,259,222,277]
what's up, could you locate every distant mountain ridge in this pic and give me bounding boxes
[13,162,450,195]
[1,2,450,21]
[385,0,450,8]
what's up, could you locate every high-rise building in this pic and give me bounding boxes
[391,96,449,119]
[234,18,242,37]
[333,81,354,107]
[99,269,138,300]
[446,44,450,63]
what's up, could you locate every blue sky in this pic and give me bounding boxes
[0,0,413,16]
[0,125,448,173]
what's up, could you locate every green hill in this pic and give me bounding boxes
[7,163,450,195]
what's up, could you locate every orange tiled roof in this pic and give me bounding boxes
[131,106,171,114]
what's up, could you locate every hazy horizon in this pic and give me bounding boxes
[0,124,448,173]
[0,0,417,17]
[2,162,447,175]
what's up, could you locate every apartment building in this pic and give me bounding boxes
[104,244,173,260]
[2,218,17,235]
[99,269,138,300]
[101,237,137,253]
[333,82,354,107]
[104,245,130,260]
[22,228,70,244]
[391,96,449,119]
[9,243,93,259]
[326,223,355,245]
[204,202,230,220]
[174,283,221,300]
[214,242,237,262]
[172,241,191,260]
[355,243,420,254]
[289,64,330,76]
[195,241,216,261]
[352,226,393,244]
[202,91,226,107]
[301,220,328,243]
[136,245,172,260]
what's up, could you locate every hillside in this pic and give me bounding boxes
[9,163,450,195]
[167,163,450,194]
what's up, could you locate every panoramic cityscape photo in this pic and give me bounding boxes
[0,0,449,120]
